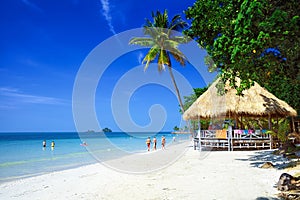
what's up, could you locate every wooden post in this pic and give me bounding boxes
[291,117,295,132]
[228,125,232,151]
[235,115,239,129]
[198,116,201,151]
[268,114,272,149]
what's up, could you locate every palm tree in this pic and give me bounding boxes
[129,9,190,114]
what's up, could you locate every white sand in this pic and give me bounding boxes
[0,145,293,200]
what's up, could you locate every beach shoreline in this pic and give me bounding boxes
[0,146,297,200]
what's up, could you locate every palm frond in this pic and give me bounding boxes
[153,9,168,28]
[142,45,160,71]
[129,37,154,47]
[130,9,189,71]
[169,50,187,66]
[143,19,155,35]
[143,26,161,39]
[163,40,187,66]
[172,36,192,44]
[169,14,188,31]
[158,49,170,71]
[163,39,179,47]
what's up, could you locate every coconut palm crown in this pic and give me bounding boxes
[129,10,190,113]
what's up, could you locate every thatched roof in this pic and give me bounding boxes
[183,78,297,120]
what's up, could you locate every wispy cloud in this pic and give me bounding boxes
[0,87,68,107]
[100,0,116,35]
[21,0,43,13]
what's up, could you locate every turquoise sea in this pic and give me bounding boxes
[0,132,189,183]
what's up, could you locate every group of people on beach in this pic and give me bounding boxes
[42,140,55,150]
[146,136,166,151]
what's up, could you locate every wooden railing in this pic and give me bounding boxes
[193,129,271,151]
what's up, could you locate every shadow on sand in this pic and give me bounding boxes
[255,197,281,200]
[236,150,300,200]
[236,150,292,169]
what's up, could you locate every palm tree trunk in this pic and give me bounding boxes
[167,66,193,133]
[167,66,185,114]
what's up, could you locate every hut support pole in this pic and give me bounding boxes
[198,117,201,151]
[241,115,243,129]
[268,115,272,149]
[291,117,295,132]
[228,125,232,151]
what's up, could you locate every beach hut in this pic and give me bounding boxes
[183,78,297,120]
[183,77,297,150]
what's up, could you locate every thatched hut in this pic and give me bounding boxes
[183,78,297,122]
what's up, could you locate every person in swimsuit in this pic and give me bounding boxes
[152,137,157,150]
[146,137,151,151]
[161,136,166,150]
[42,140,46,150]
[51,141,55,150]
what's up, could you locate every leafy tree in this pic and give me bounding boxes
[129,10,190,114]
[182,87,208,113]
[173,126,180,131]
[183,87,209,130]
[193,87,208,98]
[185,0,300,111]
[102,128,112,133]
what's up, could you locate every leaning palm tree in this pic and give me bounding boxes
[129,9,190,114]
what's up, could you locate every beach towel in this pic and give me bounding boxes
[216,129,227,139]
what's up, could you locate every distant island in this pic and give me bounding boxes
[102,128,112,133]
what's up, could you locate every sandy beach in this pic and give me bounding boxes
[0,144,297,200]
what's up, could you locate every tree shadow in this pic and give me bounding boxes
[260,94,291,117]
[235,150,289,169]
[255,197,281,200]
[235,150,299,200]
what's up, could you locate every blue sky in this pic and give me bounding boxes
[0,0,216,132]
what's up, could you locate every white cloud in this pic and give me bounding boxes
[100,0,116,35]
[21,0,43,13]
[0,87,68,106]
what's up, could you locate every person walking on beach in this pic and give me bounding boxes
[146,137,151,151]
[161,136,166,150]
[152,137,157,150]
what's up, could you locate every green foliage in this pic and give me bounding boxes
[182,86,210,130]
[193,87,208,98]
[182,93,197,113]
[266,119,291,142]
[173,126,180,131]
[182,86,208,113]
[185,0,300,111]
[102,128,112,133]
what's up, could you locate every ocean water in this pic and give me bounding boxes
[0,132,189,183]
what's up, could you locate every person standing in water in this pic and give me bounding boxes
[152,137,157,151]
[51,141,55,150]
[161,136,166,150]
[42,140,46,150]
[146,137,151,151]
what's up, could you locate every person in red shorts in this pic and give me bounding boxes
[146,137,151,151]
